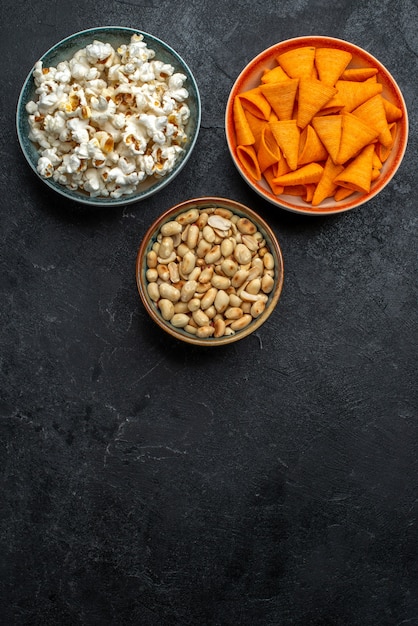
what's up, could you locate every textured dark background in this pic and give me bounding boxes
[1,1,417,625]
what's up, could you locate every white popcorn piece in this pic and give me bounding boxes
[26,100,38,115]
[37,91,60,115]
[54,62,72,84]
[118,156,137,175]
[60,153,83,175]
[106,166,140,187]
[153,61,174,81]
[83,78,108,96]
[168,74,189,102]
[66,117,91,144]
[118,35,153,65]
[138,113,167,144]
[37,156,54,178]
[43,111,66,135]
[89,95,117,126]
[41,147,62,167]
[83,168,107,196]
[53,171,69,186]
[26,34,191,198]
[110,185,137,199]
[85,41,115,66]
[138,154,155,177]
[29,126,52,150]
[33,61,56,85]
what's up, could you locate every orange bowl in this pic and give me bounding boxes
[225,36,408,216]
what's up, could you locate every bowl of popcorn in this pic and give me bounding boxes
[16,27,201,206]
[136,197,284,346]
[225,36,408,215]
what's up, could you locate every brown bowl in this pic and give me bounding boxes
[225,36,408,215]
[136,197,284,346]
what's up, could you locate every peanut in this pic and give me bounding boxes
[158,299,174,320]
[160,220,182,236]
[158,236,174,259]
[200,287,217,310]
[159,283,181,302]
[171,313,190,328]
[230,314,253,331]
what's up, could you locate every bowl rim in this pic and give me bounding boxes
[136,196,284,346]
[225,35,409,216]
[16,26,202,207]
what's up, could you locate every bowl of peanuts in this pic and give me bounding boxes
[16,27,201,206]
[136,197,284,345]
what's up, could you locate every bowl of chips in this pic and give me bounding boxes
[16,26,201,206]
[136,196,284,346]
[225,36,408,215]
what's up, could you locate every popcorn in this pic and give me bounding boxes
[66,117,91,144]
[168,74,189,102]
[55,62,72,84]
[26,34,190,198]
[83,168,106,196]
[90,95,117,125]
[85,41,115,66]
[37,156,54,178]
[41,147,62,166]
[37,91,60,115]
[43,112,67,135]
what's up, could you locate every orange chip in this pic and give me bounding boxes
[382,97,403,123]
[371,168,381,181]
[340,67,378,81]
[352,94,393,147]
[257,125,281,172]
[375,122,398,162]
[375,144,391,163]
[311,156,344,206]
[334,144,375,193]
[264,163,285,195]
[275,156,292,177]
[261,65,289,83]
[334,186,356,201]
[236,144,262,181]
[273,162,324,186]
[239,87,271,120]
[233,96,255,146]
[312,114,343,164]
[326,80,383,112]
[303,183,316,203]
[310,65,319,81]
[244,110,267,150]
[260,78,299,121]
[315,47,352,86]
[277,46,316,79]
[336,112,379,164]
[298,124,328,165]
[372,151,383,170]
[283,185,306,196]
[269,119,300,170]
[297,78,337,128]
[315,105,345,116]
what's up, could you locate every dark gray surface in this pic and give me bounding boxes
[1,1,417,625]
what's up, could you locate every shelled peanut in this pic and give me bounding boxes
[145,206,276,339]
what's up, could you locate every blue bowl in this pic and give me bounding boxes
[16,26,201,206]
